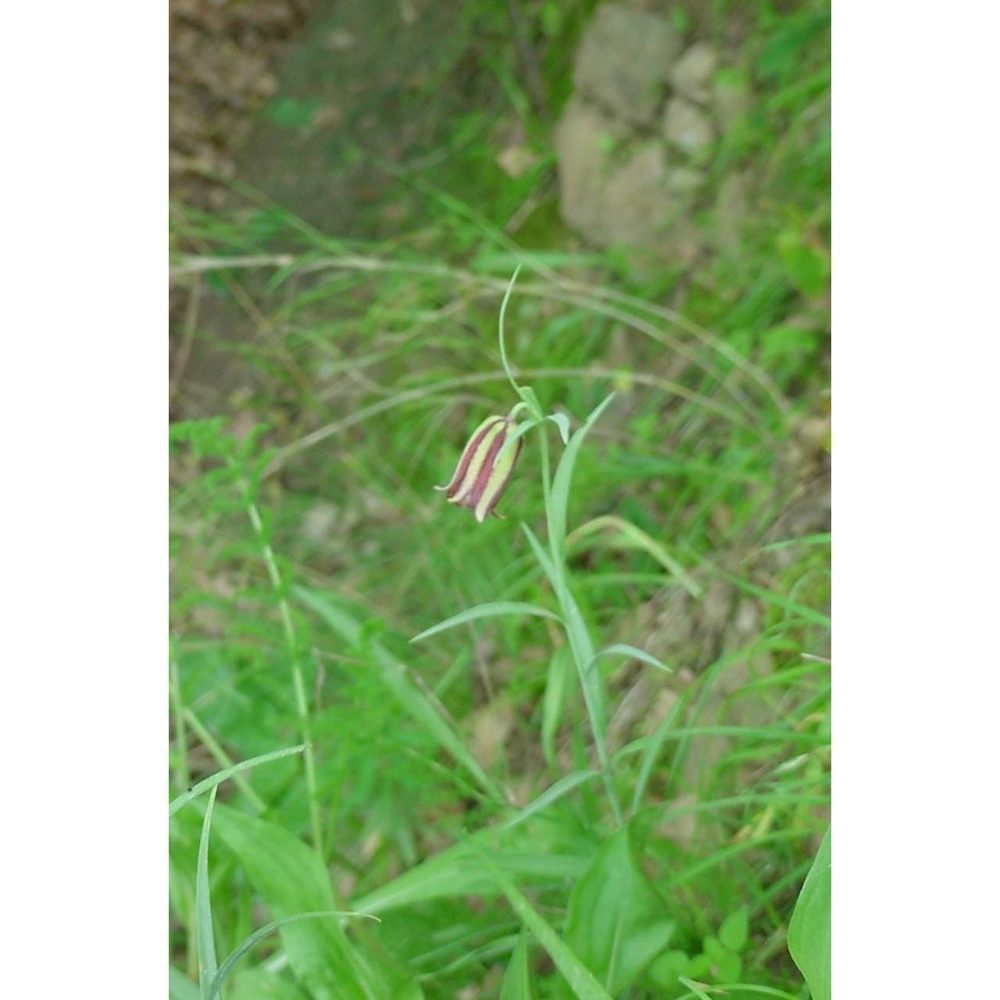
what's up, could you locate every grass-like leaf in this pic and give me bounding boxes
[296,587,506,803]
[521,522,558,590]
[468,840,615,1000]
[676,977,715,1000]
[568,515,701,598]
[195,786,219,997]
[352,830,590,916]
[499,770,601,831]
[206,911,378,1000]
[589,643,672,675]
[499,930,533,1000]
[169,744,306,817]
[411,601,563,642]
[541,644,575,769]
[549,392,616,558]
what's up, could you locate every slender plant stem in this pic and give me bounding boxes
[497,262,524,395]
[243,493,325,858]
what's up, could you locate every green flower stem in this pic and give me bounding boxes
[538,427,624,828]
[243,492,325,859]
[498,263,524,396]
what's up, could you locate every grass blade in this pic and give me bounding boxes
[521,522,558,590]
[568,515,701,598]
[549,393,616,558]
[352,831,590,916]
[499,930,533,1000]
[296,587,506,801]
[411,601,563,642]
[207,911,378,1000]
[467,840,614,1000]
[196,786,219,997]
[589,643,672,675]
[169,744,306,817]
[499,770,601,831]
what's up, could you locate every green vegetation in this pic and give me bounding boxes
[169,1,830,997]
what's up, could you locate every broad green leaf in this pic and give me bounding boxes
[410,601,563,642]
[169,745,306,817]
[563,827,675,995]
[196,786,219,996]
[469,842,614,1000]
[211,804,387,1000]
[499,930,533,1000]
[295,588,505,802]
[787,827,831,1000]
[549,393,615,557]
[719,908,749,952]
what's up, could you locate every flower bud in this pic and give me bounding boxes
[435,415,523,522]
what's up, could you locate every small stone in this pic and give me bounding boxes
[573,3,682,125]
[664,96,715,154]
[601,144,679,246]
[555,95,632,243]
[670,43,718,105]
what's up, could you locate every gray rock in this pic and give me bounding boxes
[664,96,715,154]
[601,144,680,246]
[555,96,683,248]
[555,95,629,242]
[670,42,718,105]
[573,3,682,126]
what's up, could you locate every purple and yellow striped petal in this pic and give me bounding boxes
[434,414,523,522]
[434,416,504,497]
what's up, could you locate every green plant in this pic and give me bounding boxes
[170,5,830,991]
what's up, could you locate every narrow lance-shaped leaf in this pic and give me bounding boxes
[411,601,563,643]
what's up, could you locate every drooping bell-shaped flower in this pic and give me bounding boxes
[435,415,523,522]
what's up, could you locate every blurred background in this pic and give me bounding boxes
[169,1,830,997]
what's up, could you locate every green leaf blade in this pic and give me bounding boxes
[211,805,387,1000]
[787,826,831,1000]
[411,601,563,642]
[563,827,675,995]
